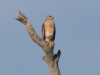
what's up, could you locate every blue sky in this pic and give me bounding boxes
[0,0,100,75]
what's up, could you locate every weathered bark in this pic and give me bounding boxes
[15,11,61,75]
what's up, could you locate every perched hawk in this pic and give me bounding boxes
[42,15,56,46]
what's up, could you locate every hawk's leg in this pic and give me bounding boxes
[45,38,49,43]
[50,41,55,47]
[45,39,54,47]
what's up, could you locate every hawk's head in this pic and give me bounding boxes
[46,15,54,20]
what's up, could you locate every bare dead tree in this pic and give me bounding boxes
[15,11,61,75]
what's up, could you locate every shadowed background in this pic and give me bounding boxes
[0,0,100,75]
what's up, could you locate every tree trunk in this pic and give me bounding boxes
[15,11,61,75]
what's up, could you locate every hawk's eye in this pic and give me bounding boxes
[49,16,51,17]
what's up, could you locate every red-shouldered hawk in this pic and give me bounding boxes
[42,15,56,46]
